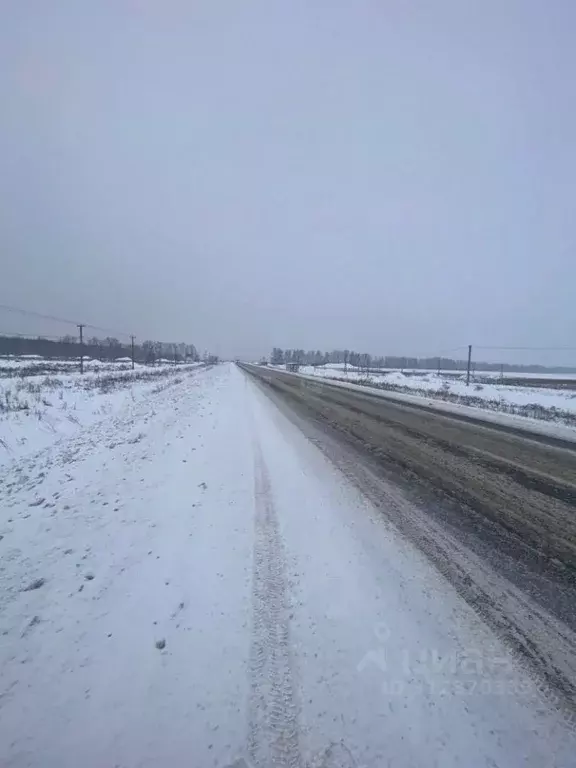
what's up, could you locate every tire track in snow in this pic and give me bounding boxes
[248,434,301,768]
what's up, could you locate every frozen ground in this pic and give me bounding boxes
[293,365,576,427]
[0,363,574,767]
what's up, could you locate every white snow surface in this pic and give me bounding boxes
[307,364,576,381]
[0,356,203,373]
[0,364,204,466]
[0,363,574,767]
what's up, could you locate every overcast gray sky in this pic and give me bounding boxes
[1,1,575,362]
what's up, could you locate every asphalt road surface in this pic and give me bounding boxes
[242,364,576,719]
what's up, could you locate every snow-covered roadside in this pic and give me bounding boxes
[0,364,255,767]
[0,364,205,466]
[289,365,576,431]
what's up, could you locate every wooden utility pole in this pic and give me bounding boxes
[437,357,441,376]
[77,324,85,374]
[130,335,136,370]
[466,344,472,386]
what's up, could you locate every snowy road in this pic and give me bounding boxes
[1,364,575,767]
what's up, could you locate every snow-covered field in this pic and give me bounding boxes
[473,371,576,381]
[305,364,576,381]
[0,363,574,766]
[0,362,205,465]
[0,355,201,377]
[292,365,576,428]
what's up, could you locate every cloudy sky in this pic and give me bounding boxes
[1,1,575,362]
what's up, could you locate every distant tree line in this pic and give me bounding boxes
[270,348,576,374]
[0,334,200,364]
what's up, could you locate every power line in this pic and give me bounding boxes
[475,345,576,352]
[82,323,132,339]
[0,303,133,339]
[432,345,469,357]
[0,303,82,327]
[421,344,576,359]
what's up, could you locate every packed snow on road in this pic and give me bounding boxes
[0,364,574,767]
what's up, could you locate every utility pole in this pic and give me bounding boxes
[77,324,85,374]
[130,335,136,370]
[466,344,472,386]
[500,363,504,384]
[437,357,441,377]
